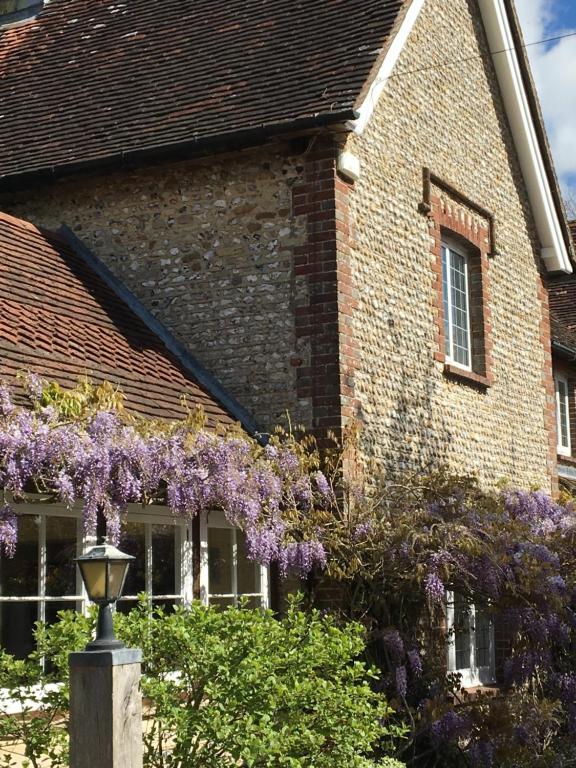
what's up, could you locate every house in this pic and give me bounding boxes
[548,222,576,490]
[0,0,574,684]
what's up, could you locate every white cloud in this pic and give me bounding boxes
[515,0,576,202]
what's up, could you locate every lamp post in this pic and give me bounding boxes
[75,540,134,651]
[69,540,143,768]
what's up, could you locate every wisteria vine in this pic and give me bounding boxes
[0,381,331,576]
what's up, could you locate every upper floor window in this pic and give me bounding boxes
[441,242,472,370]
[447,593,495,688]
[555,374,571,457]
[0,0,45,26]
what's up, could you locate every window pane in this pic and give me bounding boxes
[46,516,77,596]
[0,515,38,596]
[208,527,233,596]
[152,525,176,596]
[449,250,470,367]
[119,522,146,597]
[454,596,471,670]
[557,379,570,449]
[475,609,491,668]
[441,246,451,355]
[210,596,234,610]
[0,603,38,659]
[0,516,39,658]
[237,530,259,596]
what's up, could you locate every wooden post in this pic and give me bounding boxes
[69,649,143,768]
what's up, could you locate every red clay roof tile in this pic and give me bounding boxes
[0,0,405,181]
[0,211,240,426]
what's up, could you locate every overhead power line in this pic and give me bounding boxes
[384,29,576,83]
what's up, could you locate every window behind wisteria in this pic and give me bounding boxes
[0,505,269,659]
[555,375,571,457]
[447,593,495,688]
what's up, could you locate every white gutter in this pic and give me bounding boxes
[478,0,571,274]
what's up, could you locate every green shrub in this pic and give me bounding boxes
[116,599,405,767]
[0,602,405,768]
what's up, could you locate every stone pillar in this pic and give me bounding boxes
[69,648,143,768]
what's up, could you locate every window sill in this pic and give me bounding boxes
[450,684,501,702]
[435,356,493,389]
[558,453,576,464]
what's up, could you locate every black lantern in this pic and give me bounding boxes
[75,541,135,651]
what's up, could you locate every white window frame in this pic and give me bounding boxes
[441,240,473,372]
[199,511,270,609]
[555,374,572,457]
[446,593,495,688]
[0,503,195,631]
[0,504,86,628]
[114,505,194,610]
[0,503,269,663]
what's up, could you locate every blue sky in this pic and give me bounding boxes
[516,0,576,205]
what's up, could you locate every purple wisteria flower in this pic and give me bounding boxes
[0,504,17,557]
[314,471,334,503]
[424,571,445,603]
[430,710,471,747]
[469,740,495,768]
[278,540,327,578]
[353,520,373,541]
[383,629,405,660]
[395,666,407,698]
[408,649,423,677]
[0,385,14,417]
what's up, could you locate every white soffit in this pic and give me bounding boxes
[349,0,572,274]
[348,0,426,135]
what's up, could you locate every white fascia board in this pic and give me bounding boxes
[348,0,426,136]
[349,0,572,274]
[478,0,571,274]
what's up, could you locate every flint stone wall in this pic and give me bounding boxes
[344,0,553,490]
[3,146,310,432]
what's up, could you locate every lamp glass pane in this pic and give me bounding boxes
[79,561,107,601]
[108,561,129,601]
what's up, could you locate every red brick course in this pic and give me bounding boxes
[292,138,359,443]
[538,275,559,496]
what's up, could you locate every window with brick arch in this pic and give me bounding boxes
[437,230,492,387]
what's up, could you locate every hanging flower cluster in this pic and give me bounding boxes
[0,380,332,575]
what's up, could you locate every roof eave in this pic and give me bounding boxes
[552,339,576,361]
[0,110,357,192]
[480,0,572,275]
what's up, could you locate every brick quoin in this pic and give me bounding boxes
[292,137,359,445]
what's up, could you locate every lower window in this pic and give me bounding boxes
[0,505,269,659]
[447,593,495,687]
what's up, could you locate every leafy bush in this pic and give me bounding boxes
[0,602,405,768]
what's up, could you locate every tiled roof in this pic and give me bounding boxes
[0,211,244,426]
[0,0,405,182]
